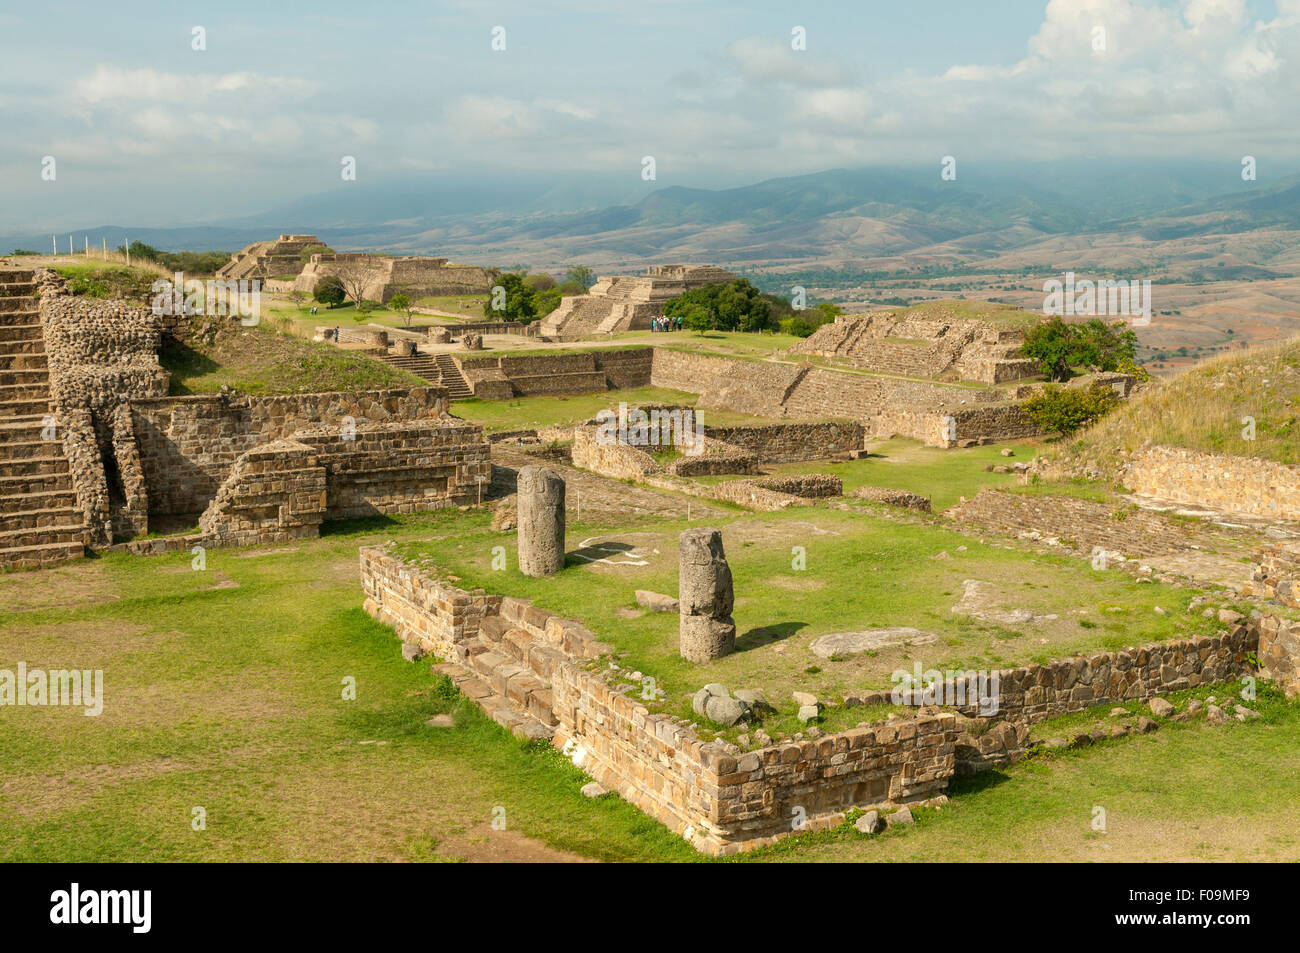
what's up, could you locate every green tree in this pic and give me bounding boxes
[566,265,596,289]
[482,272,537,322]
[313,276,345,308]
[388,292,416,327]
[1020,317,1138,382]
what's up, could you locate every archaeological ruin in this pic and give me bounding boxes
[0,266,490,568]
[539,264,738,339]
[216,234,327,281]
[292,253,490,303]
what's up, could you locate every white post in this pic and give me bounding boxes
[84,236,89,257]
[52,235,56,255]
[125,238,130,266]
[102,237,106,260]
[68,235,72,255]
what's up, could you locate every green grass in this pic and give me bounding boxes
[4,504,1296,862]
[1044,337,1300,477]
[695,437,1042,512]
[397,505,1232,742]
[160,320,421,395]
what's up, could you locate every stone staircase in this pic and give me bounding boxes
[435,613,557,741]
[433,354,472,398]
[0,269,87,569]
[376,350,473,399]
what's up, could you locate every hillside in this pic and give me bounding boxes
[1043,339,1300,482]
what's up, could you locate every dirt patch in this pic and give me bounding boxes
[0,561,118,612]
[436,825,598,863]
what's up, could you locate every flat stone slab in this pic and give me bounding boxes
[635,589,679,612]
[809,628,939,658]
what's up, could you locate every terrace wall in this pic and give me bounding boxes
[1125,445,1300,522]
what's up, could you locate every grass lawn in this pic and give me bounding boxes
[396,505,1237,742]
[694,437,1043,512]
[2,506,1293,862]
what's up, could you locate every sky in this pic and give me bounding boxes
[2,0,1298,229]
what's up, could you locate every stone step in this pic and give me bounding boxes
[0,439,61,461]
[0,323,43,342]
[432,658,556,741]
[0,522,87,550]
[0,504,84,530]
[0,340,45,358]
[0,352,47,371]
[0,270,37,283]
[0,418,50,444]
[0,368,49,387]
[0,282,36,297]
[0,397,52,417]
[0,539,85,570]
[0,488,77,513]
[0,466,72,491]
[0,382,52,402]
[0,306,39,323]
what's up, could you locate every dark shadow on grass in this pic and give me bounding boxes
[158,338,220,395]
[944,766,1013,797]
[735,621,807,653]
[320,514,400,537]
[568,540,636,563]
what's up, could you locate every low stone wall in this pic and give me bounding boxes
[751,475,843,498]
[458,348,653,397]
[945,488,1215,559]
[359,548,959,854]
[704,422,863,462]
[108,403,149,540]
[293,420,490,518]
[852,486,932,512]
[1258,615,1300,697]
[60,409,111,546]
[360,549,1300,852]
[1125,445,1300,522]
[570,427,660,480]
[707,480,807,511]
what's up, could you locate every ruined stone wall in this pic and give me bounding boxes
[130,387,450,516]
[650,349,799,418]
[1125,445,1300,521]
[945,627,1258,770]
[458,348,652,397]
[359,548,958,854]
[1250,542,1300,608]
[198,439,327,546]
[570,427,660,480]
[704,422,863,462]
[37,279,169,415]
[292,420,490,518]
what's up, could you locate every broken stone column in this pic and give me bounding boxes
[678,528,736,662]
[517,466,565,577]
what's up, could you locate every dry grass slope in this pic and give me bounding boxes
[1046,337,1300,482]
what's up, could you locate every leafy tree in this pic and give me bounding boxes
[313,276,345,307]
[1019,316,1137,382]
[389,292,416,327]
[482,271,537,322]
[333,263,371,310]
[566,265,596,289]
[1022,383,1120,436]
[662,279,779,334]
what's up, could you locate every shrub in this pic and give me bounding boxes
[1023,384,1121,436]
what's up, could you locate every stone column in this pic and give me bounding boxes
[517,466,565,577]
[678,528,736,662]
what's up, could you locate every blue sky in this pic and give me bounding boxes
[2,0,1296,228]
